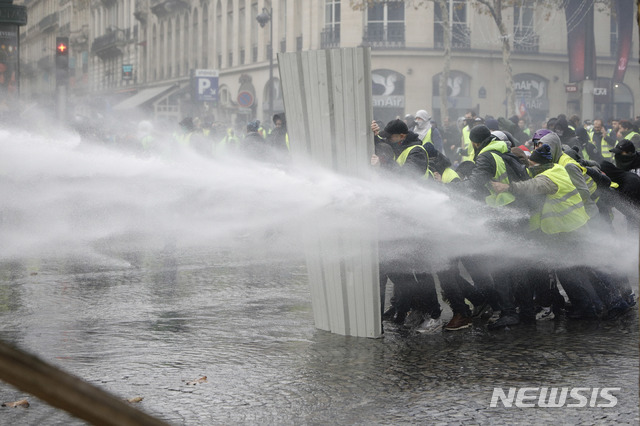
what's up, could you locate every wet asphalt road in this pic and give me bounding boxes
[0,246,637,425]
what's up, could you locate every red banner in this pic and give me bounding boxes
[564,0,596,82]
[612,0,633,83]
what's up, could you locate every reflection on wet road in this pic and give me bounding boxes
[0,247,637,425]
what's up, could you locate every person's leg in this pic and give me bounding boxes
[387,273,411,323]
[460,256,499,311]
[557,267,605,319]
[414,272,441,320]
[487,265,520,329]
[438,266,471,317]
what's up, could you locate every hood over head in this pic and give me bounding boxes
[414,109,432,139]
[539,132,563,163]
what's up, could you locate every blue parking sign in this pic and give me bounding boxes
[194,69,219,103]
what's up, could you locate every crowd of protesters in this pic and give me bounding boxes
[71,111,291,165]
[71,106,639,335]
[372,110,639,333]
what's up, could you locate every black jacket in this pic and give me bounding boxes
[463,137,527,197]
[600,161,640,223]
[612,152,640,176]
[388,132,429,180]
[241,132,267,159]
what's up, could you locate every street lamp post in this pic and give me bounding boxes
[256,7,273,126]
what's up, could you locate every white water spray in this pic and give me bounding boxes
[0,122,637,281]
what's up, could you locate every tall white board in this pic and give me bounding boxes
[278,47,382,338]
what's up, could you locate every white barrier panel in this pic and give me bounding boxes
[278,48,382,338]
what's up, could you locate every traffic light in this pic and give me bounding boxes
[55,37,69,86]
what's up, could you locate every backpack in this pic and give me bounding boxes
[500,152,530,183]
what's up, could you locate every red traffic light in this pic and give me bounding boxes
[56,37,69,55]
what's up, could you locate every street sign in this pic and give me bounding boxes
[122,64,133,80]
[237,91,254,108]
[565,85,578,93]
[593,87,607,96]
[194,69,219,103]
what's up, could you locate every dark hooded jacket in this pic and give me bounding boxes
[267,113,288,152]
[613,150,640,176]
[240,131,267,159]
[600,161,640,225]
[456,134,528,204]
[554,117,580,148]
[388,131,429,180]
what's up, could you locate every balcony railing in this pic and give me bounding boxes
[150,0,189,18]
[321,27,340,49]
[91,29,127,58]
[134,0,148,24]
[362,24,405,49]
[513,31,539,53]
[38,12,58,33]
[434,23,470,50]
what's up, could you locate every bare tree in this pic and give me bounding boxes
[474,0,516,116]
[350,0,452,124]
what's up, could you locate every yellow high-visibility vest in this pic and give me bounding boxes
[530,164,590,234]
[396,144,430,179]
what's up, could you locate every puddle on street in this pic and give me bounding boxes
[0,247,637,425]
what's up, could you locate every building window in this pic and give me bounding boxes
[363,0,404,48]
[321,0,340,48]
[610,10,617,57]
[513,4,538,53]
[434,0,469,50]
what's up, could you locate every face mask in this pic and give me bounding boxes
[615,153,635,169]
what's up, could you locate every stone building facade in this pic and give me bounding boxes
[15,0,640,129]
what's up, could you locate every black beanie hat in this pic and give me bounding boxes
[530,144,553,164]
[469,125,492,144]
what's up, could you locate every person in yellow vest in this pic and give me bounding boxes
[454,124,531,329]
[518,118,531,138]
[457,125,529,209]
[173,117,195,149]
[429,146,460,184]
[266,113,290,163]
[617,120,640,150]
[215,126,239,156]
[455,110,478,163]
[493,144,589,234]
[371,119,429,179]
[537,130,599,219]
[371,119,442,333]
[136,120,155,156]
[587,119,615,163]
[414,110,443,153]
[492,143,607,320]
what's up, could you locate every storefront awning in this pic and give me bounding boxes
[112,84,175,111]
